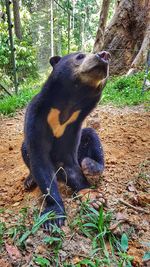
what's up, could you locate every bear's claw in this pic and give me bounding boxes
[77,188,107,209]
[24,175,37,191]
[41,205,66,232]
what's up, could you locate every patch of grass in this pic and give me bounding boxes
[70,203,133,266]
[7,207,29,243]
[1,72,150,116]
[18,210,64,248]
[101,72,150,106]
[1,205,135,266]
[0,78,41,115]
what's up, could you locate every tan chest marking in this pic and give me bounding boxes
[47,108,80,138]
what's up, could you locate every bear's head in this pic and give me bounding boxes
[49,51,110,92]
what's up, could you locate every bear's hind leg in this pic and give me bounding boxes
[78,128,104,178]
[77,128,106,209]
[21,142,37,190]
[62,164,90,192]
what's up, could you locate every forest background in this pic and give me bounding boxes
[0,0,149,113]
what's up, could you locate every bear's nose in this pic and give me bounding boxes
[96,51,111,62]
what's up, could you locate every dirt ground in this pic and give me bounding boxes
[0,105,150,266]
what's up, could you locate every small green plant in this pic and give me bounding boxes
[0,221,6,247]
[138,160,150,181]
[70,203,114,266]
[76,258,99,267]
[70,202,135,266]
[143,251,150,262]
[6,207,29,242]
[33,256,51,267]
[18,211,60,246]
[43,224,65,266]
[117,233,134,267]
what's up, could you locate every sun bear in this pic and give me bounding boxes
[21,51,110,230]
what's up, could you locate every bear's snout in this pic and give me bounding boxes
[96,51,111,63]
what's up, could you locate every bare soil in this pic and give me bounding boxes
[0,105,150,266]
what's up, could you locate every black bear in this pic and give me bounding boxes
[21,51,110,230]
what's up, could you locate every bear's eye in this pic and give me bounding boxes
[76,54,85,60]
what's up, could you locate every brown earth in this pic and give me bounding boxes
[0,105,150,266]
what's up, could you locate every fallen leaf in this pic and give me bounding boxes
[5,243,22,261]
[127,182,137,192]
[0,259,12,267]
[116,212,128,221]
[72,256,82,264]
[12,202,20,207]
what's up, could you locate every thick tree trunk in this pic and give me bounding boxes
[94,0,150,74]
[12,0,22,39]
[93,0,111,52]
[131,10,150,69]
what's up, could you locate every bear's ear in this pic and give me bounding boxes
[49,56,61,67]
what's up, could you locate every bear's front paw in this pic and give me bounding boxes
[77,188,107,209]
[41,204,66,232]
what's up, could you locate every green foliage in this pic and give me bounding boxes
[101,72,150,106]
[1,71,149,116]
[0,79,40,115]
[0,9,38,82]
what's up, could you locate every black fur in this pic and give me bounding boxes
[21,52,108,229]
[78,128,104,175]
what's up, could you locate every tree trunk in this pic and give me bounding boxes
[55,1,62,55]
[93,0,110,52]
[12,0,22,39]
[67,11,71,54]
[50,0,54,57]
[94,0,150,74]
[81,17,85,50]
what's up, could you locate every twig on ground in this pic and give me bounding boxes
[119,198,150,214]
